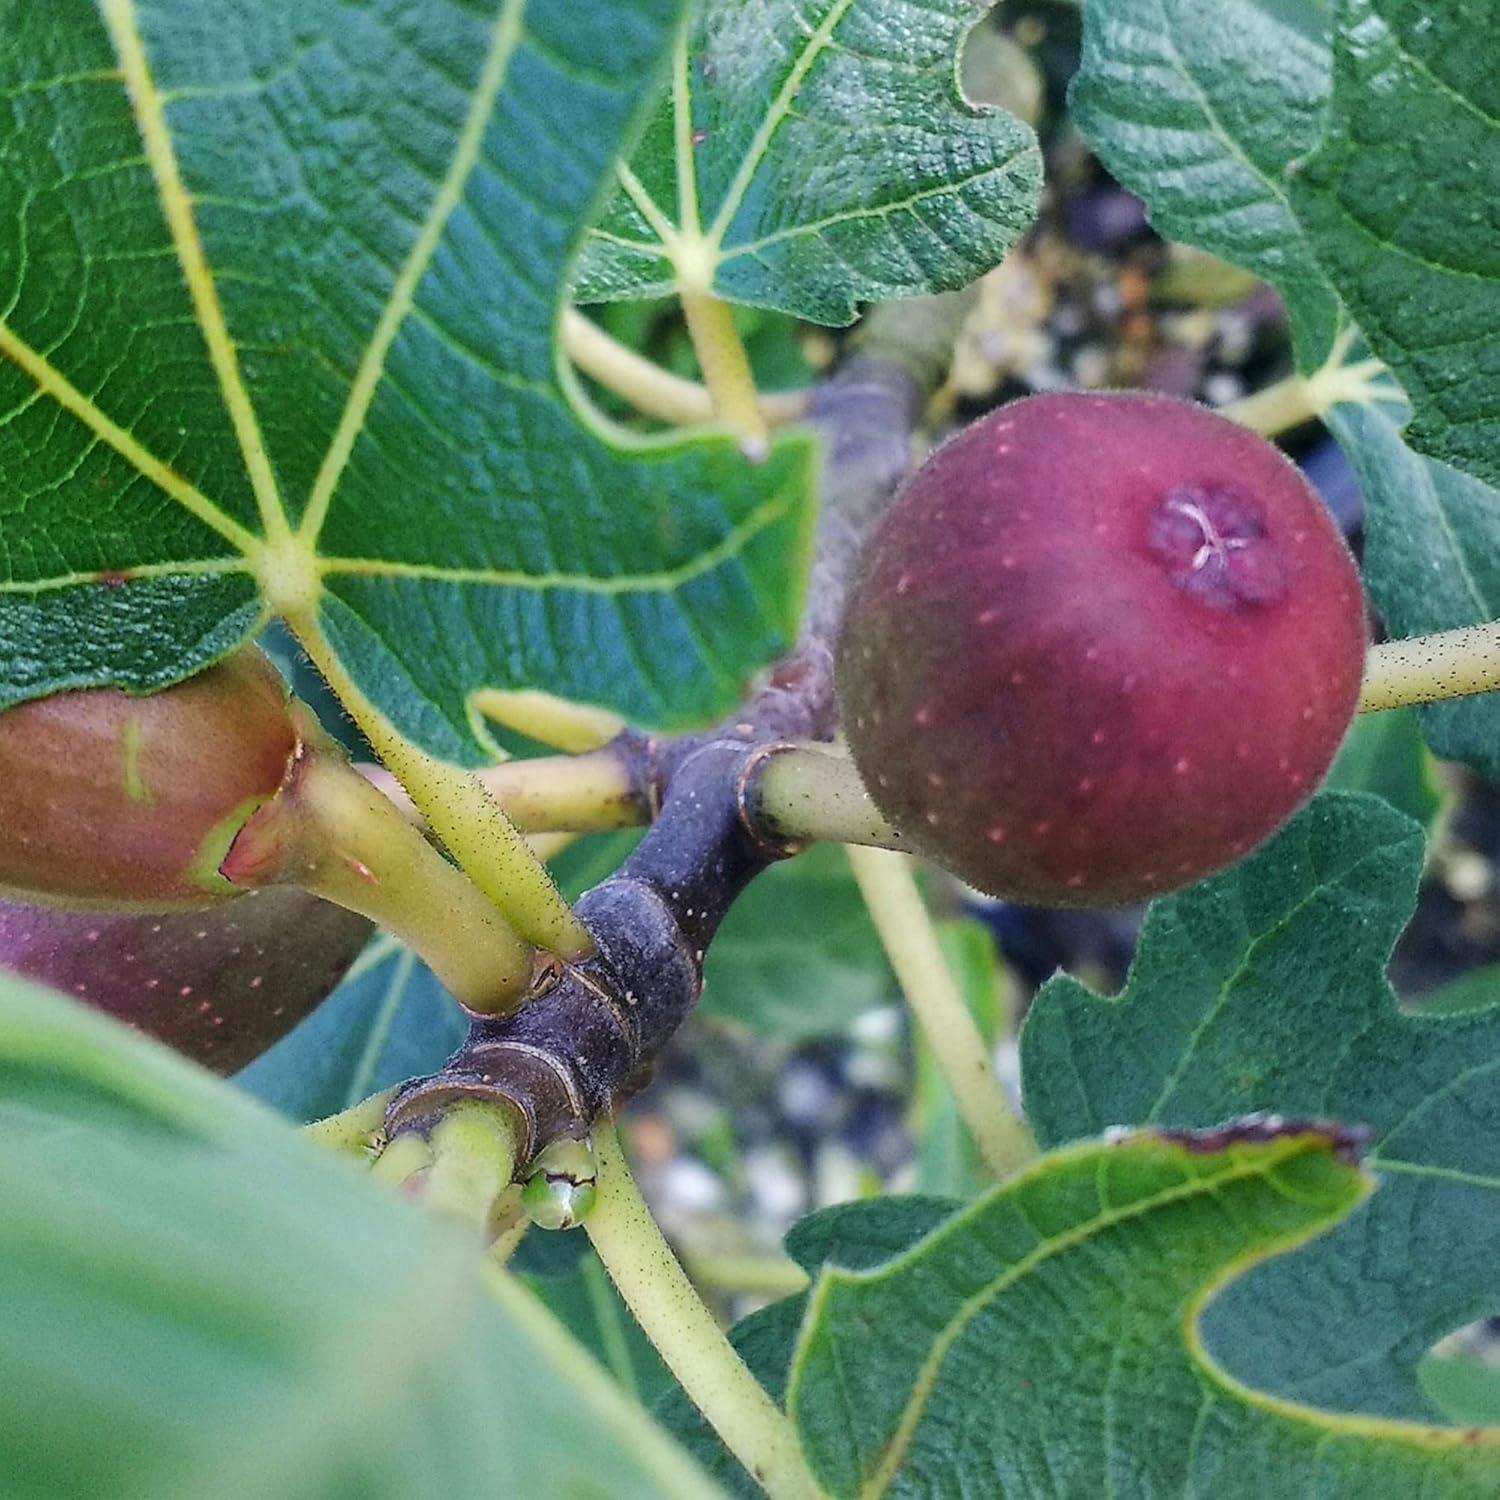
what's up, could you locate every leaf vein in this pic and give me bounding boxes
[99,0,287,543]
[706,0,860,249]
[316,484,794,596]
[719,148,1033,263]
[845,1150,1312,1498]
[0,318,258,554]
[296,0,530,545]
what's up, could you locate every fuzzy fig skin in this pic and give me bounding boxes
[836,392,1368,906]
[0,650,299,911]
[0,888,372,1073]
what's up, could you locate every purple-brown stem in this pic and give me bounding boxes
[386,309,955,1165]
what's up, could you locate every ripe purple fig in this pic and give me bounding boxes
[0,651,299,910]
[0,888,372,1072]
[836,392,1368,906]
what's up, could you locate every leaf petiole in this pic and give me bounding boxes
[585,1123,824,1500]
[1225,324,1387,439]
[678,287,772,457]
[471,685,627,754]
[304,1087,397,1155]
[286,610,595,961]
[1360,621,1500,714]
[423,1101,523,1232]
[226,729,535,1015]
[846,845,1036,1179]
[563,308,808,431]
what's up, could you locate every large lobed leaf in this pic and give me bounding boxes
[0,971,717,1498]
[0,0,817,756]
[654,1196,959,1494]
[788,1127,1500,1498]
[1070,0,1343,366]
[1023,792,1500,1423]
[662,1126,1500,1497]
[574,0,1042,324]
[1075,0,1500,491]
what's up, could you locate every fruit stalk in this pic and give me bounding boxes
[747,743,905,850]
[845,844,1035,1177]
[363,731,658,835]
[283,610,595,961]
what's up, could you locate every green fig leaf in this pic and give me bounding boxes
[0,972,717,1498]
[573,0,1042,324]
[654,1197,957,1495]
[1069,0,1343,365]
[785,1125,1500,1497]
[661,1127,1500,1496]
[0,0,816,757]
[1289,0,1500,489]
[1023,792,1500,1422]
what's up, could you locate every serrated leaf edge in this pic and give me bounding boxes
[585,0,1039,322]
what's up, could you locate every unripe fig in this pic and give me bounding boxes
[0,651,298,910]
[836,392,1368,906]
[0,888,372,1073]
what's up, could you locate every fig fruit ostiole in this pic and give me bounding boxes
[836,392,1368,907]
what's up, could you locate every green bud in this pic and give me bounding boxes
[521,1137,599,1231]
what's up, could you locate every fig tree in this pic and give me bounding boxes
[836,392,1368,906]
